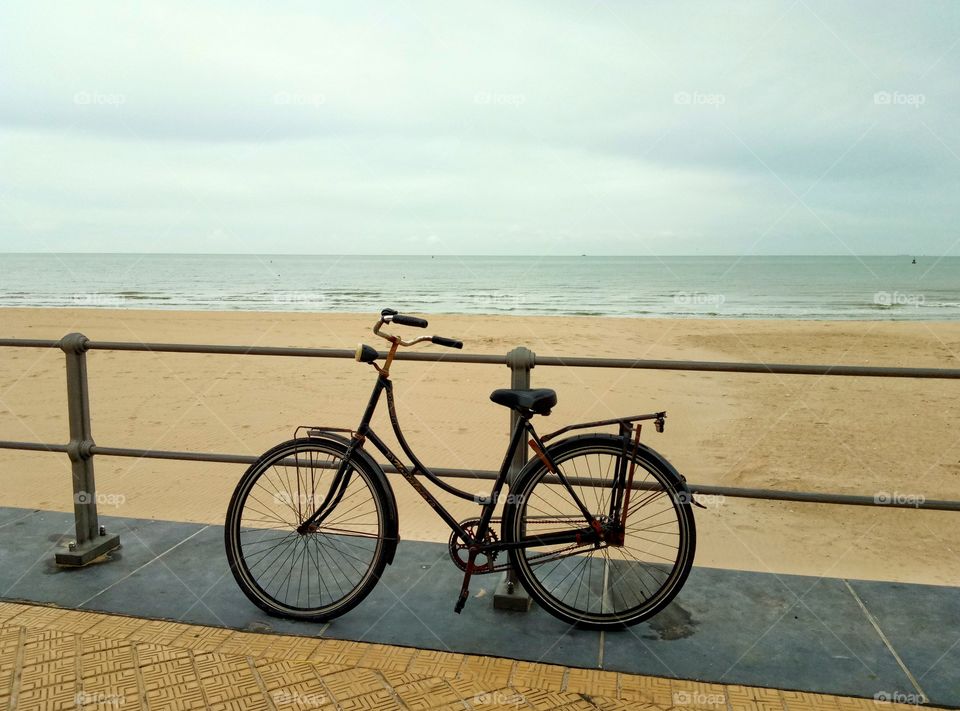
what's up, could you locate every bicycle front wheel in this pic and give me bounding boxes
[504,434,695,629]
[225,437,391,621]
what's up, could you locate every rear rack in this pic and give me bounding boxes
[296,425,358,439]
[540,411,666,443]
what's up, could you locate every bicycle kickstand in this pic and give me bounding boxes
[454,551,478,614]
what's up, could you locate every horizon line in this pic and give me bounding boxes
[0,252,940,258]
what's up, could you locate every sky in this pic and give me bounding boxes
[0,1,958,256]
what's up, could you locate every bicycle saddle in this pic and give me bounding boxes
[489,388,557,416]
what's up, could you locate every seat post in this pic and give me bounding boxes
[494,346,535,612]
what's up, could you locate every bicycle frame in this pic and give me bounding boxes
[297,367,602,554]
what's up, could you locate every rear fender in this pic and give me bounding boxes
[632,440,696,505]
[502,433,694,528]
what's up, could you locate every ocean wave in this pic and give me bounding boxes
[3,254,960,321]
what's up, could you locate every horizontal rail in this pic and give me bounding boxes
[0,339,61,348]
[2,336,960,378]
[532,355,960,379]
[2,440,958,512]
[0,440,69,454]
[88,342,508,364]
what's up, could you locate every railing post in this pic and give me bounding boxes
[55,333,120,566]
[493,346,534,611]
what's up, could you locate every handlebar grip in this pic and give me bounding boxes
[392,314,429,328]
[432,335,463,349]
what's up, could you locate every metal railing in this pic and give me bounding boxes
[2,333,959,579]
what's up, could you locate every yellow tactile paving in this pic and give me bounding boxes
[0,601,943,711]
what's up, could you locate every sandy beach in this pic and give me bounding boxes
[1,307,959,586]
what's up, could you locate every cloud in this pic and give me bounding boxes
[1,0,958,254]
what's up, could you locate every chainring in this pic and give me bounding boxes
[448,518,500,573]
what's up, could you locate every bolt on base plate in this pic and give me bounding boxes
[54,532,120,566]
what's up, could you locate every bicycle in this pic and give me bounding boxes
[225,309,697,629]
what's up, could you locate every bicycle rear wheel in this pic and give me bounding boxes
[504,434,695,629]
[225,437,391,621]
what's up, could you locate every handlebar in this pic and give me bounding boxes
[373,309,463,349]
[392,314,428,328]
[431,335,464,349]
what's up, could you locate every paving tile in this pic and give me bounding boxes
[81,645,136,679]
[381,668,433,687]
[209,693,271,711]
[617,673,673,707]
[135,641,192,666]
[264,678,334,709]
[457,653,515,685]
[254,659,321,690]
[554,701,599,711]
[589,697,654,711]
[83,613,150,640]
[4,605,68,630]
[668,679,730,709]
[835,696,882,710]
[40,608,103,635]
[407,648,465,678]
[356,641,417,671]
[448,674,509,702]
[0,601,29,624]
[309,637,369,667]
[214,630,276,657]
[339,687,405,710]
[17,681,82,710]
[199,668,263,705]
[126,619,195,646]
[170,624,234,652]
[193,651,249,679]
[392,677,463,709]
[781,689,838,710]
[22,628,77,668]
[564,667,619,698]
[0,595,953,711]
[79,667,139,698]
[725,683,789,711]
[512,686,582,711]
[320,667,387,701]
[263,635,323,661]
[144,680,207,710]
[139,656,197,692]
[511,661,566,691]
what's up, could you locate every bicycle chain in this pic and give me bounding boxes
[486,542,588,573]
[456,516,604,574]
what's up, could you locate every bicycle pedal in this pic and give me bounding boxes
[454,590,468,614]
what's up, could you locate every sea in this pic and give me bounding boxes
[0,254,957,320]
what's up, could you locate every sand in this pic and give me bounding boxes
[1,307,959,586]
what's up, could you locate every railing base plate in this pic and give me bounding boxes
[54,533,120,567]
[493,573,532,611]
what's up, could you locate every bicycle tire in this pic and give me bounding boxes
[225,436,393,621]
[503,434,695,629]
